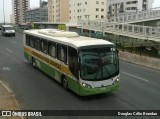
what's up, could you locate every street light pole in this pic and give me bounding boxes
[40,0,42,28]
[3,0,5,25]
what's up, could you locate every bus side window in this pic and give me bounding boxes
[57,44,67,63]
[30,36,35,48]
[35,37,41,51]
[26,35,30,46]
[48,42,56,57]
[41,39,48,54]
[68,47,79,78]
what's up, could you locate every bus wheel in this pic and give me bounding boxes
[62,77,68,90]
[32,58,36,68]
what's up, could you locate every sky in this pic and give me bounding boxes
[0,0,160,23]
[0,0,46,23]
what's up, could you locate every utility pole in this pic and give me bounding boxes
[40,0,42,28]
[3,0,5,25]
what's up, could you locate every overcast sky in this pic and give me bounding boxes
[0,0,45,23]
[0,0,160,23]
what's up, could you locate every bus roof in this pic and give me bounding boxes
[24,29,114,48]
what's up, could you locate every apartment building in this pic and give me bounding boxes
[70,0,107,23]
[107,0,154,17]
[26,2,48,22]
[12,0,30,24]
[48,0,69,22]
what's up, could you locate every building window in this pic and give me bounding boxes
[96,1,99,4]
[101,9,104,12]
[96,15,99,18]
[85,2,87,5]
[132,1,137,4]
[101,15,104,18]
[126,2,131,4]
[96,8,99,11]
[101,2,104,5]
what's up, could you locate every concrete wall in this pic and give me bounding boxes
[119,51,160,71]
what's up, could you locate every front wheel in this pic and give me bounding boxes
[62,77,68,90]
[32,58,36,68]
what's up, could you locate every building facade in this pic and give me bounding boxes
[48,0,69,22]
[10,14,15,24]
[12,0,30,24]
[26,2,48,22]
[107,0,154,18]
[70,0,107,23]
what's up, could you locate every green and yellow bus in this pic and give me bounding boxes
[23,29,120,96]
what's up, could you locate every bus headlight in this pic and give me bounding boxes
[113,78,120,84]
[82,83,92,88]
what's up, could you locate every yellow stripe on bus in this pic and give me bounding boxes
[24,47,74,77]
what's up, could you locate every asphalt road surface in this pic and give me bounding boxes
[0,32,160,119]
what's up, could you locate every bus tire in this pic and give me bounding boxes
[32,58,36,68]
[62,76,68,90]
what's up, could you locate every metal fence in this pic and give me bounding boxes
[109,8,160,23]
[78,20,160,42]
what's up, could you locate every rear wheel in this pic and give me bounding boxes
[62,77,68,90]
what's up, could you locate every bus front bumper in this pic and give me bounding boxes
[79,82,119,96]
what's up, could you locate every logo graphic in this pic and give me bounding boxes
[2,111,12,116]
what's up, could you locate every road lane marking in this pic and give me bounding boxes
[0,80,12,94]
[6,48,13,54]
[11,41,17,44]
[121,72,149,82]
[1,67,11,71]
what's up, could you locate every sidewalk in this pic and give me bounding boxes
[0,80,22,119]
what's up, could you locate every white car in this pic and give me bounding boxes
[2,25,15,36]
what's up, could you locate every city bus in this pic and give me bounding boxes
[23,29,120,96]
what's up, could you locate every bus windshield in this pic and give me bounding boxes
[80,47,119,81]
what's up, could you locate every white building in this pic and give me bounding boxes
[70,0,108,23]
[107,0,154,17]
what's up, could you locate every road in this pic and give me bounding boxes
[0,32,160,119]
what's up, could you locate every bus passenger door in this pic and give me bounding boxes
[68,47,80,94]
